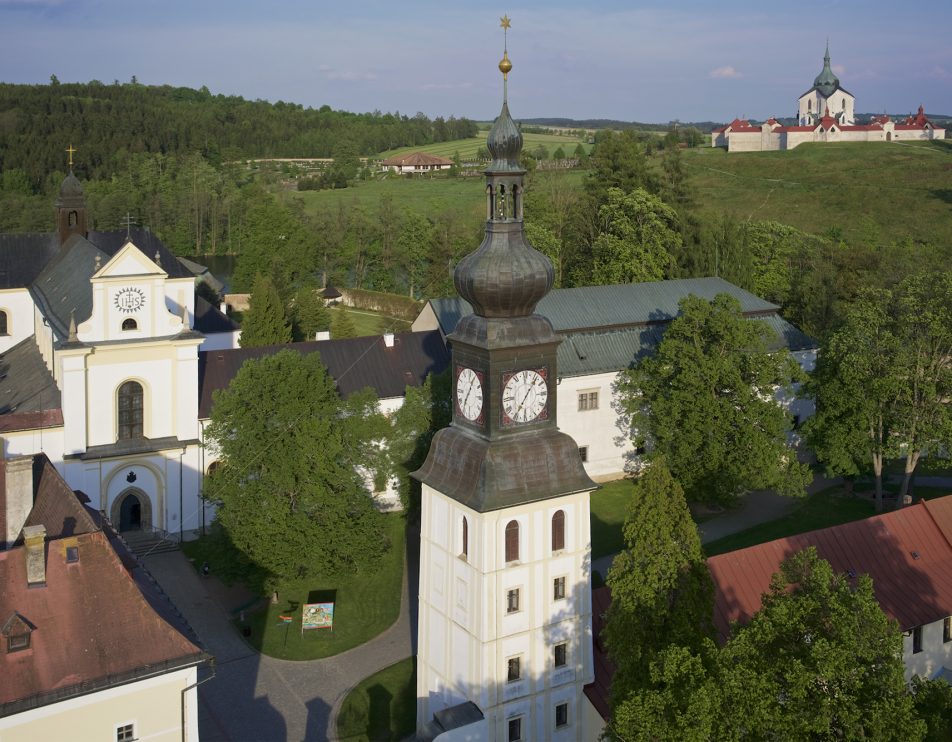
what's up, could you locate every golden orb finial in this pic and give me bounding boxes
[498,15,512,82]
[499,50,512,78]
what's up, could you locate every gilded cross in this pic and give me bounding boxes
[66,144,77,168]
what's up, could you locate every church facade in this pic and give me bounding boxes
[712,45,946,151]
[0,173,239,544]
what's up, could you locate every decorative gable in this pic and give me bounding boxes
[94,241,166,280]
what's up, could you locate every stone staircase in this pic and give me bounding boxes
[121,529,180,559]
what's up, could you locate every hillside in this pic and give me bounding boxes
[375,132,591,161]
[684,141,952,247]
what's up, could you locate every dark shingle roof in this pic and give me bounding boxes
[0,336,61,427]
[88,229,192,279]
[194,295,239,335]
[198,330,450,418]
[30,235,107,336]
[0,234,58,289]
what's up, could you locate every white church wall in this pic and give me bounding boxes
[1,427,65,465]
[557,371,631,480]
[0,289,36,352]
[903,618,952,682]
[199,330,241,352]
[33,303,56,379]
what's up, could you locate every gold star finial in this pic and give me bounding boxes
[498,15,513,92]
[500,15,511,30]
[66,144,77,169]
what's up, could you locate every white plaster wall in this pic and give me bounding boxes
[85,356,176,446]
[1,427,65,465]
[199,331,241,352]
[557,371,631,479]
[727,132,765,152]
[33,304,56,379]
[0,666,198,742]
[0,289,36,352]
[417,485,594,740]
[903,618,952,681]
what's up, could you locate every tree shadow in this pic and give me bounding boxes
[931,188,952,207]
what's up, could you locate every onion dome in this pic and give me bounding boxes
[56,170,85,209]
[813,42,840,97]
[486,100,524,172]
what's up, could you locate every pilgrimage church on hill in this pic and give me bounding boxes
[712,43,946,151]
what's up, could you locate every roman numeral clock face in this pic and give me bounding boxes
[502,368,549,425]
[456,366,484,423]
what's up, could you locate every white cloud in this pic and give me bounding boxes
[709,65,741,79]
[832,64,846,75]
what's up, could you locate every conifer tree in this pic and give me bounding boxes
[330,307,358,339]
[239,273,292,347]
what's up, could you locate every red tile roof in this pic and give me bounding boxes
[0,464,205,714]
[708,497,952,640]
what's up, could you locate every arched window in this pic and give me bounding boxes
[68,210,77,227]
[505,520,519,563]
[0,310,7,336]
[552,510,565,552]
[842,99,846,111]
[461,517,469,560]
[117,381,144,440]
[808,99,812,112]
[121,318,138,331]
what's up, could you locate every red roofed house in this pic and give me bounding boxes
[712,45,945,151]
[584,495,952,734]
[379,151,454,174]
[0,453,208,741]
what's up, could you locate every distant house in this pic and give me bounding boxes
[413,277,816,481]
[585,494,952,732]
[380,152,454,174]
[0,453,208,741]
[713,44,946,151]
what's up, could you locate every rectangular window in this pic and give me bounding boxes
[7,633,30,652]
[507,656,521,682]
[945,617,952,643]
[913,626,923,654]
[577,390,599,411]
[578,446,588,463]
[554,642,567,668]
[508,716,523,741]
[116,724,135,742]
[553,576,566,601]
[507,588,520,614]
[66,545,79,563]
[555,702,569,728]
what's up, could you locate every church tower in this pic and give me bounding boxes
[413,18,596,741]
[55,169,88,246]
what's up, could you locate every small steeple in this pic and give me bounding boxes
[55,148,88,247]
[453,16,553,319]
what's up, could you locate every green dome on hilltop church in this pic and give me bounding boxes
[813,42,840,97]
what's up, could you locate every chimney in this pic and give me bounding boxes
[383,332,395,348]
[23,525,47,587]
[3,454,34,549]
[315,331,330,342]
[219,302,228,315]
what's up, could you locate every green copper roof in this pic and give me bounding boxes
[813,42,840,97]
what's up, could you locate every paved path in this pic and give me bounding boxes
[142,526,418,742]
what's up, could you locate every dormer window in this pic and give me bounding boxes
[2,613,33,654]
[121,318,138,331]
[66,546,80,563]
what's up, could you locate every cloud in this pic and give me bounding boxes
[931,65,951,79]
[709,65,741,79]
[318,66,377,82]
[832,64,846,75]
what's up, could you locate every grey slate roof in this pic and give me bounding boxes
[30,235,108,337]
[428,278,816,378]
[0,336,61,417]
[0,234,58,289]
[193,295,239,335]
[87,229,192,279]
[198,330,450,418]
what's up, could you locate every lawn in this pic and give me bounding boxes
[683,140,952,247]
[333,306,411,337]
[336,657,416,742]
[590,478,637,560]
[183,513,407,660]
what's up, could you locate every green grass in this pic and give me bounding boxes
[336,657,416,742]
[335,306,411,337]
[183,514,407,660]
[703,487,876,556]
[590,478,638,559]
[375,132,591,161]
[684,140,952,247]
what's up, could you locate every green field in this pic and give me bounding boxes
[375,132,591,161]
[684,140,952,247]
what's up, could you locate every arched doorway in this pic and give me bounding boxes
[111,488,152,532]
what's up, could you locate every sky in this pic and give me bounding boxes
[1,0,949,123]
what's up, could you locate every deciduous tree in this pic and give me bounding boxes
[621,293,808,505]
[204,350,388,579]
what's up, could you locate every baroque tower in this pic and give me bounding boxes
[413,19,596,741]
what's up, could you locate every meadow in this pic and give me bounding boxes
[375,131,591,161]
[683,140,952,247]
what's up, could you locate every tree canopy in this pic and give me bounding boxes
[620,293,808,505]
[204,349,389,579]
[604,460,713,702]
[238,273,292,347]
[610,548,924,741]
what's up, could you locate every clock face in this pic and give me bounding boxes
[114,287,145,314]
[456,366,484,423]
[502,368,549,425]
